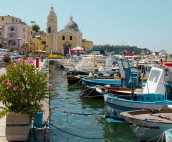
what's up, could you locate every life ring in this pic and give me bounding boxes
[163,62,172,67]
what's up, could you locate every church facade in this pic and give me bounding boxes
[46,6,93,55]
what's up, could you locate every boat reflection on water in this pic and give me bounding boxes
[81,97,104,109]
[95,116,139,142]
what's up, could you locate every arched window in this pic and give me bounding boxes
[48,27,51,33]
[8,40,17,46]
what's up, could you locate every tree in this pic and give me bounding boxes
[32,24,40,32]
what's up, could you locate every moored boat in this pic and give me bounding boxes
[165,128,172,142]
[104,60,172,120]
[120,107,172,141]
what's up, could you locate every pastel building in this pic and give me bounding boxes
[0,15,22,26]
[0,15,31,52]
[46,6,93,55]
[0,26,4,46]
[4,23,30,50]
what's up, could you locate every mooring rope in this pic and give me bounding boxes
[48,120,145,140]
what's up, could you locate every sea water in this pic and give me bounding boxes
[49,64,139,142]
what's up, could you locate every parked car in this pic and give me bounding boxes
[10,53,21,59]
[0,57,3,63]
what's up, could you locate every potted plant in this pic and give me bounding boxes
[0,58,49,141]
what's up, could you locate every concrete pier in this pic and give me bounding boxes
[0,59,50,142]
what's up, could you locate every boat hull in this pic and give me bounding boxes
[165,129,172,142]
[124,116,172,141]
[104,94,172,119]
[82,78,121,87]
[67,75,82,85]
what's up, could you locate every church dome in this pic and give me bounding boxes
[65,16,79,31]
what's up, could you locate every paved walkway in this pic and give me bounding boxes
[0,59,50,142]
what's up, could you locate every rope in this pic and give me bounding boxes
[53,108,105,116]
[50,129,62,142]
[68,77,82,88]
[80,86,96,99]
[147,132,165,142]
[33,127,38,142]
[80,85,100,98]
[49,120,145,140]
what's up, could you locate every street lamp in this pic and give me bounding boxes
[3,40,7,48]
[17,38,21,53]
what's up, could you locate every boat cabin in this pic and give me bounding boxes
[143,64,172,97]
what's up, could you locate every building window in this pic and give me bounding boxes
[12,18,14,21]
[70,36,72,40]
[62,36,65,40]
[10,27,14,31]
[2,17,4,21]
[8,40,17,46]
[48,27,51,33]
[23,28,25,32]
[9,33,16,38]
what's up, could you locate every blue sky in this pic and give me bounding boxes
[1,0,172,52]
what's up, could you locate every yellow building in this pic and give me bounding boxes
[46,6,93,55]
[82,39,93,51]
[30,33,46,53]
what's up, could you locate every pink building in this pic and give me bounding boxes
[4,22,30,51]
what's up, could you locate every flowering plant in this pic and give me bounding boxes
[3,52,11,63]
[0,58,49,116]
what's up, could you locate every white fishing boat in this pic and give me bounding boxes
[104,60,172,119]
[165,128,172,142]
[120,107,172,141]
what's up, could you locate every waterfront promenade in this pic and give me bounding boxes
[0,59,50,142]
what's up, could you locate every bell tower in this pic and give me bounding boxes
[46,6,57,33]
[46,6,58,53]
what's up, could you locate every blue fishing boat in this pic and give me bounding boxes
[104,61,172,120]
[82,77,121,87]
[81,59,143,98]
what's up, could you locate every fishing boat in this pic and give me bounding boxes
[82,77,121,87]
[81,59,142,98]
[120,107,172,141]
[165,128,172,142]
[67,70,90,85]
[96,85,143,100]
[104,60,172,120]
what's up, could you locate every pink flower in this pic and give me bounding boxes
[7,80,11,86]
[3,52,10,57]
[13,86,19,91]
[2,80,7,84]
[48,84,53,89]
[16,58,23,62]
[25,58,34,64]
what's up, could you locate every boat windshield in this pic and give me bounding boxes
[149,70,160,83]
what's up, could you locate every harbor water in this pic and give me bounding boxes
[49,64,140,142]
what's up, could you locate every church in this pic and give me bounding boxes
[46,6,93,55]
